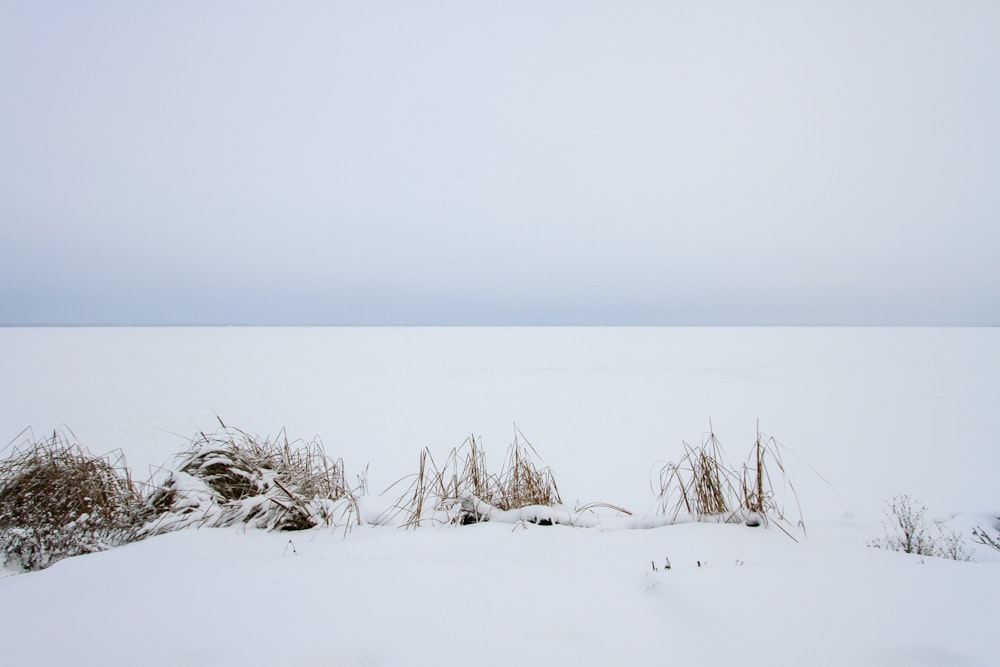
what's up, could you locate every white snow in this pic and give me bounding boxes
[0,326,997,666]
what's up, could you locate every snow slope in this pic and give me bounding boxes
[2,521,998,667]
[1,327,997,666]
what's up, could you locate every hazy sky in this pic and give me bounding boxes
[2,1,998,325]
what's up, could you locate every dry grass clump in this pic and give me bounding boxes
[146,422,358,534]
[384,429,562,528]
[739,429,803,534]
[0,430,147,571]
[495,436,562,511]
[657,430,738,521]
[655,423,804,540]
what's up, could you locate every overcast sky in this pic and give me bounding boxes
[1,1,997,325]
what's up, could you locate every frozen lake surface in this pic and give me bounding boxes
[2,326,996,517]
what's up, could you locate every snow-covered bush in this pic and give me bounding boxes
[0,431,147,571]
[869,494,971,561]
[145,425,358,534]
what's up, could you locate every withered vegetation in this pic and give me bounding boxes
[146,420,358,534]
[384,428,562,528]
[655,423,804,540]
[0,430,147,571]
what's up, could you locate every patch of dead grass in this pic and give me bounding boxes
[0,429,147,570]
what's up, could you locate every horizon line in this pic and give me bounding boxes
[1,322,997,329]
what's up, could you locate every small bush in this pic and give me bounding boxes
[0,430,147,571]
[971,522,1000,552]
[145,424,358,534]
[869,494,971,561]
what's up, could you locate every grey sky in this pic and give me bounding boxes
[2,1,998,325]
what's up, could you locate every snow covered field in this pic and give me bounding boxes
[1,326,998,666]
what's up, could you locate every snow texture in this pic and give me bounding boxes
[0,327,998,666]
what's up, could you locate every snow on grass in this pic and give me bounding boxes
[0,327,998,665]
